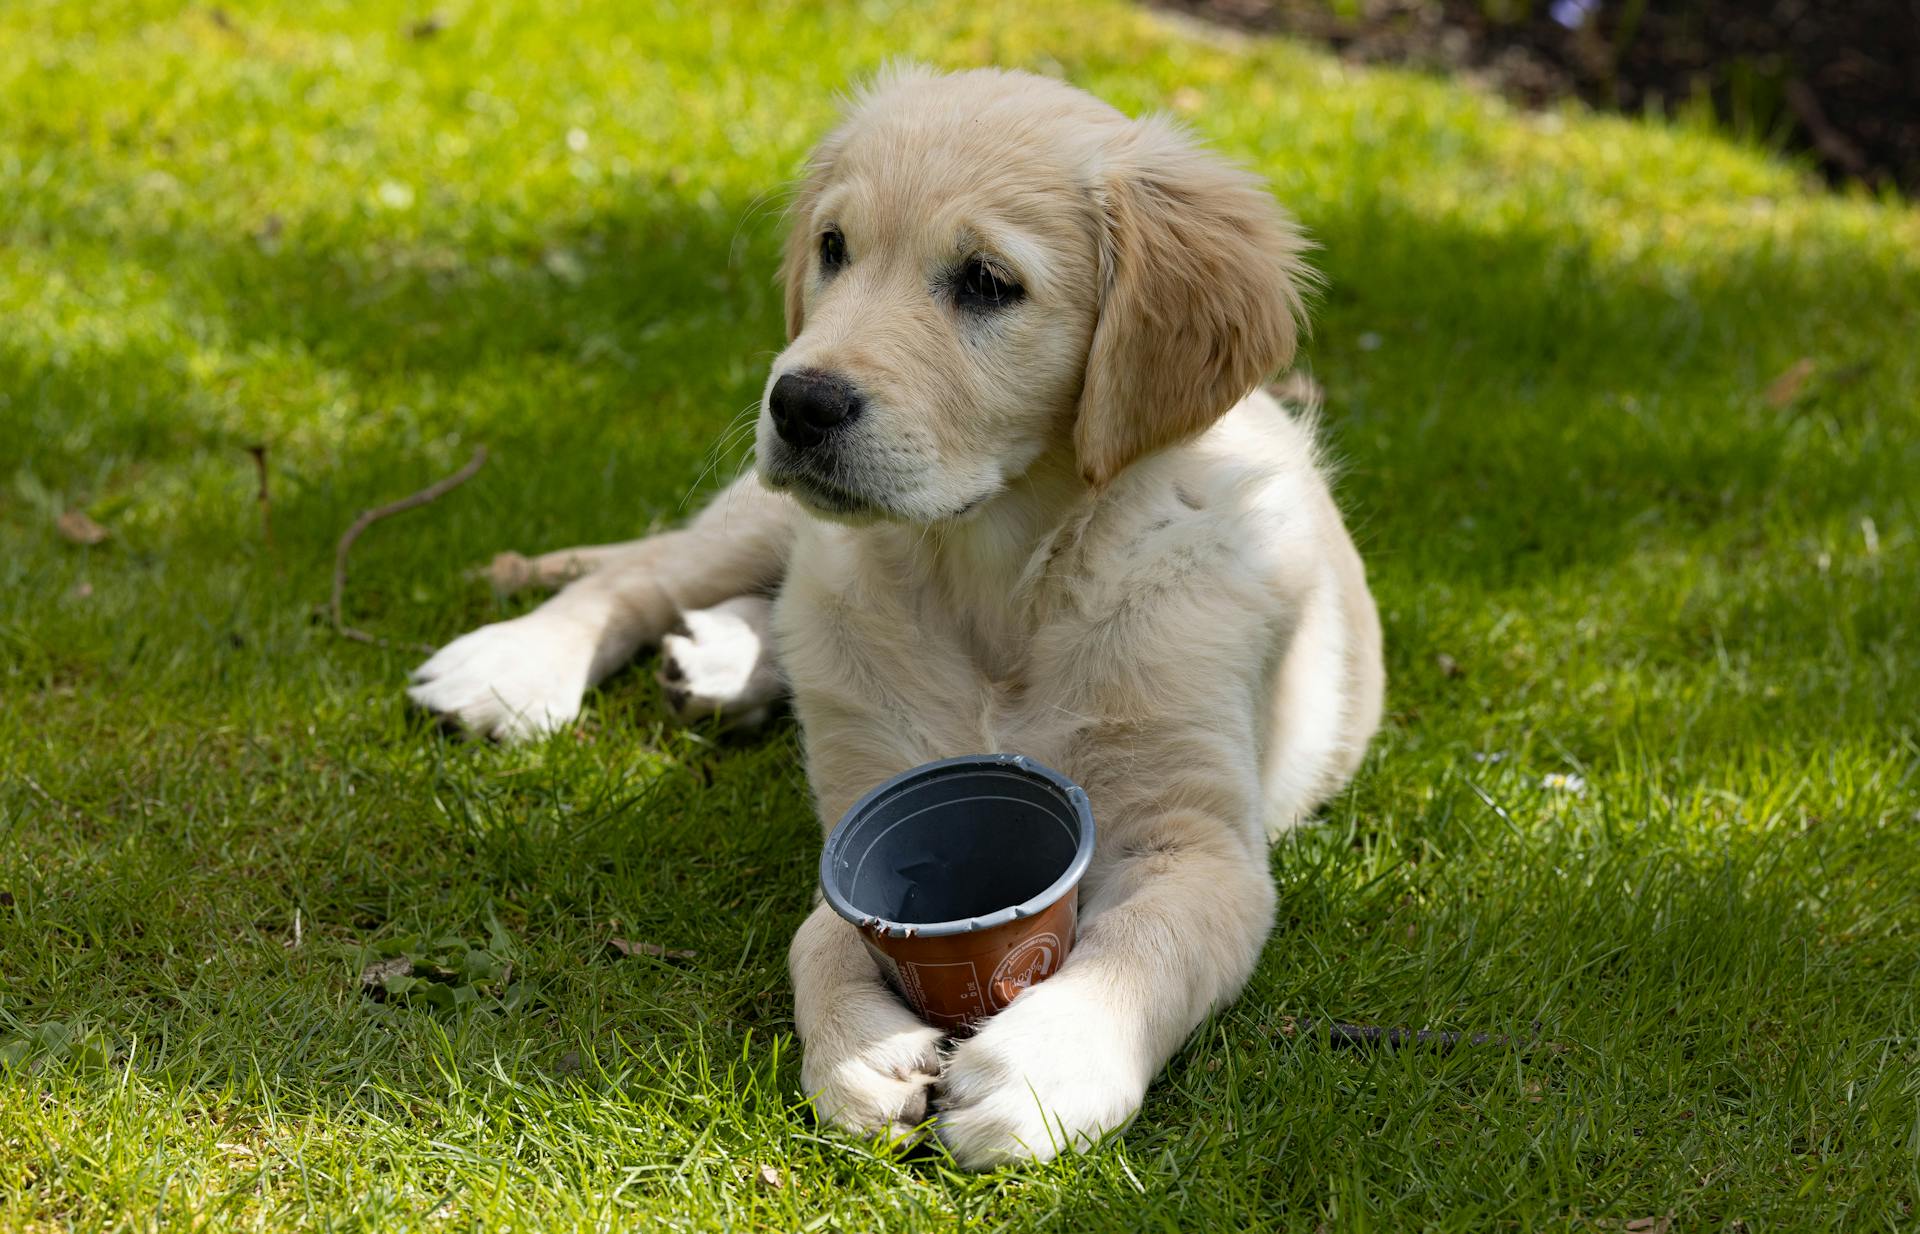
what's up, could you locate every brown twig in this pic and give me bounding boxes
[331,447,489,652]
[246,444,273,547]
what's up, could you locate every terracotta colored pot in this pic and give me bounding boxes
[819,755,1096,1034]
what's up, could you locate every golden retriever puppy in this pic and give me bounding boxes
[409,65,1384,1167]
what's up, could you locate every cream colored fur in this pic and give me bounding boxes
[409,66,1384,1168]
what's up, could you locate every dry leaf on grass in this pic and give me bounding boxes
[474,549,601,596]
[756,1164,784,1189]
[359,955,414,994]
[1624,1215,1674,1234]
[56,510,109,545]
[480,551,533,594]
[1764,357,1816,407]
[606,938,696,961]
[1436,652,1463,678]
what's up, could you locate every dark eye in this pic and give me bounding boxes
[819,228,847,272]
[954,256,1024,312]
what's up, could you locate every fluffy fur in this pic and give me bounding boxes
[409,66,1384,1168]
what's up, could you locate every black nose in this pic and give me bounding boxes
[769,370,863,449]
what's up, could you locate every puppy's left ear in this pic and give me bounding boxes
[1076,117,1314,487]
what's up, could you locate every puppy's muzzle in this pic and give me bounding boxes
[770,369,864,450]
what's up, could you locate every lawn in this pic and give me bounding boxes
[2,0,1916,1229]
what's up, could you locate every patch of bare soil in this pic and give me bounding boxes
[1152,0,1920,193]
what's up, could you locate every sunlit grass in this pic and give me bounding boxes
[2,1,1916,1229]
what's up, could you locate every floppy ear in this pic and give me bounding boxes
[1075,117,1314,487]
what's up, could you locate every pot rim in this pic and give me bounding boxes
[818,753,1095,940]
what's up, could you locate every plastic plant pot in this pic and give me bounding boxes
[819,754,1096,1033]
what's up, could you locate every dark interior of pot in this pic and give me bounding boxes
[825,766,1085,926]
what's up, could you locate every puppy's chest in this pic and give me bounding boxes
[783,508,1219,752]
[932,607,1079,757]
[782,574,1070,747]
[920,590,1109,752]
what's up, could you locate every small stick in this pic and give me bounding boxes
[246,444,273,547]
[331,447,488,652]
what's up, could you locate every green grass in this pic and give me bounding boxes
[3,1,1916,1229]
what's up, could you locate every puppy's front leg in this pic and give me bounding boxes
[658,594,783,730]
[935,822,1274,1168]
[776,564,996,1147]
[784,735,964,1148]
[409,475,796,741]
[789,903,946,1141]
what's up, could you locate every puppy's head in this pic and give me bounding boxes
[758,66,1311,522]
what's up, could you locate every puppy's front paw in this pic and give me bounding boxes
[658,597,781,729]
[799,1007,945,1145]
[936,975,1146,1168]
[408,614,594,742]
